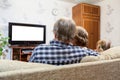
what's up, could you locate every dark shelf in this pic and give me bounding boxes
[11,46,35,62]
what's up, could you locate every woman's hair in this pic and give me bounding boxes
[97,40,106,50]
[53,18,76,42]
[73,26,88,47]
[96,40,111,52]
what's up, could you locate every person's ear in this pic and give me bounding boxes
[54,32,58,39]
[54,34,57,38]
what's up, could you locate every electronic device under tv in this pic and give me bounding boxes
[8,22,46,46]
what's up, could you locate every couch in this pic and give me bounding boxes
[0,46,120,80]
[0,59,120,80]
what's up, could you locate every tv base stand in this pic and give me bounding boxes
[10,45,36,62]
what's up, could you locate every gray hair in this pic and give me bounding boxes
[53,18,76,42]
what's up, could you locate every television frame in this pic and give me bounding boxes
[8,22,46,46]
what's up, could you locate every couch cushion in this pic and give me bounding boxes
[80,56,100,62]
[101,46,120,59]
[81,46,120,62]
[0,60,56,72]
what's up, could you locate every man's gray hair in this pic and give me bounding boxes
[53,18,76,42]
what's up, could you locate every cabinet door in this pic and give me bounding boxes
[82,3,100,17]
[83,18,100,49]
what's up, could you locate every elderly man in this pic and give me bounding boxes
[29,18,99,65]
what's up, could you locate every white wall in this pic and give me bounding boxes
[94,0,120,47]
[0,0,75,59]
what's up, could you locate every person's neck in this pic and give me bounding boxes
[54,38,70,44]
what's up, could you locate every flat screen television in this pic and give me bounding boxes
[8,22,46,46]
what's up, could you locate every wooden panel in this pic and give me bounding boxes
[72,4,82,26]
[83,18,100,49]
[92,6,100,16]
[83,4,92,14]
[82,3,100,17]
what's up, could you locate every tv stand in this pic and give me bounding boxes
[10,45,36,62]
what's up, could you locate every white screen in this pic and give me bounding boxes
[12,25,44,41]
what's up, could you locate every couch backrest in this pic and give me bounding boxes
[0,60,56,72]
[0,59,120,80]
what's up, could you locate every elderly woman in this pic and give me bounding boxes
[72,26,88,48]
[72,26,120,62]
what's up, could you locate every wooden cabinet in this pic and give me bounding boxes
[72,3,100,49]
[10,46,35,62]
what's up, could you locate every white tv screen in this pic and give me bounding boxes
[12,26,44,41]
[9,22,46,45]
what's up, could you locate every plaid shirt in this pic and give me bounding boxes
[29,40,99,65]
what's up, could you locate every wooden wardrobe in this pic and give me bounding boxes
[72,3,100,49]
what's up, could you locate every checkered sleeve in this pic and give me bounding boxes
[29,48,37,62]
[86,48,99,56]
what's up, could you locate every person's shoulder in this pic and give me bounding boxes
[84,47,96,52]
[71,45,84,50]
